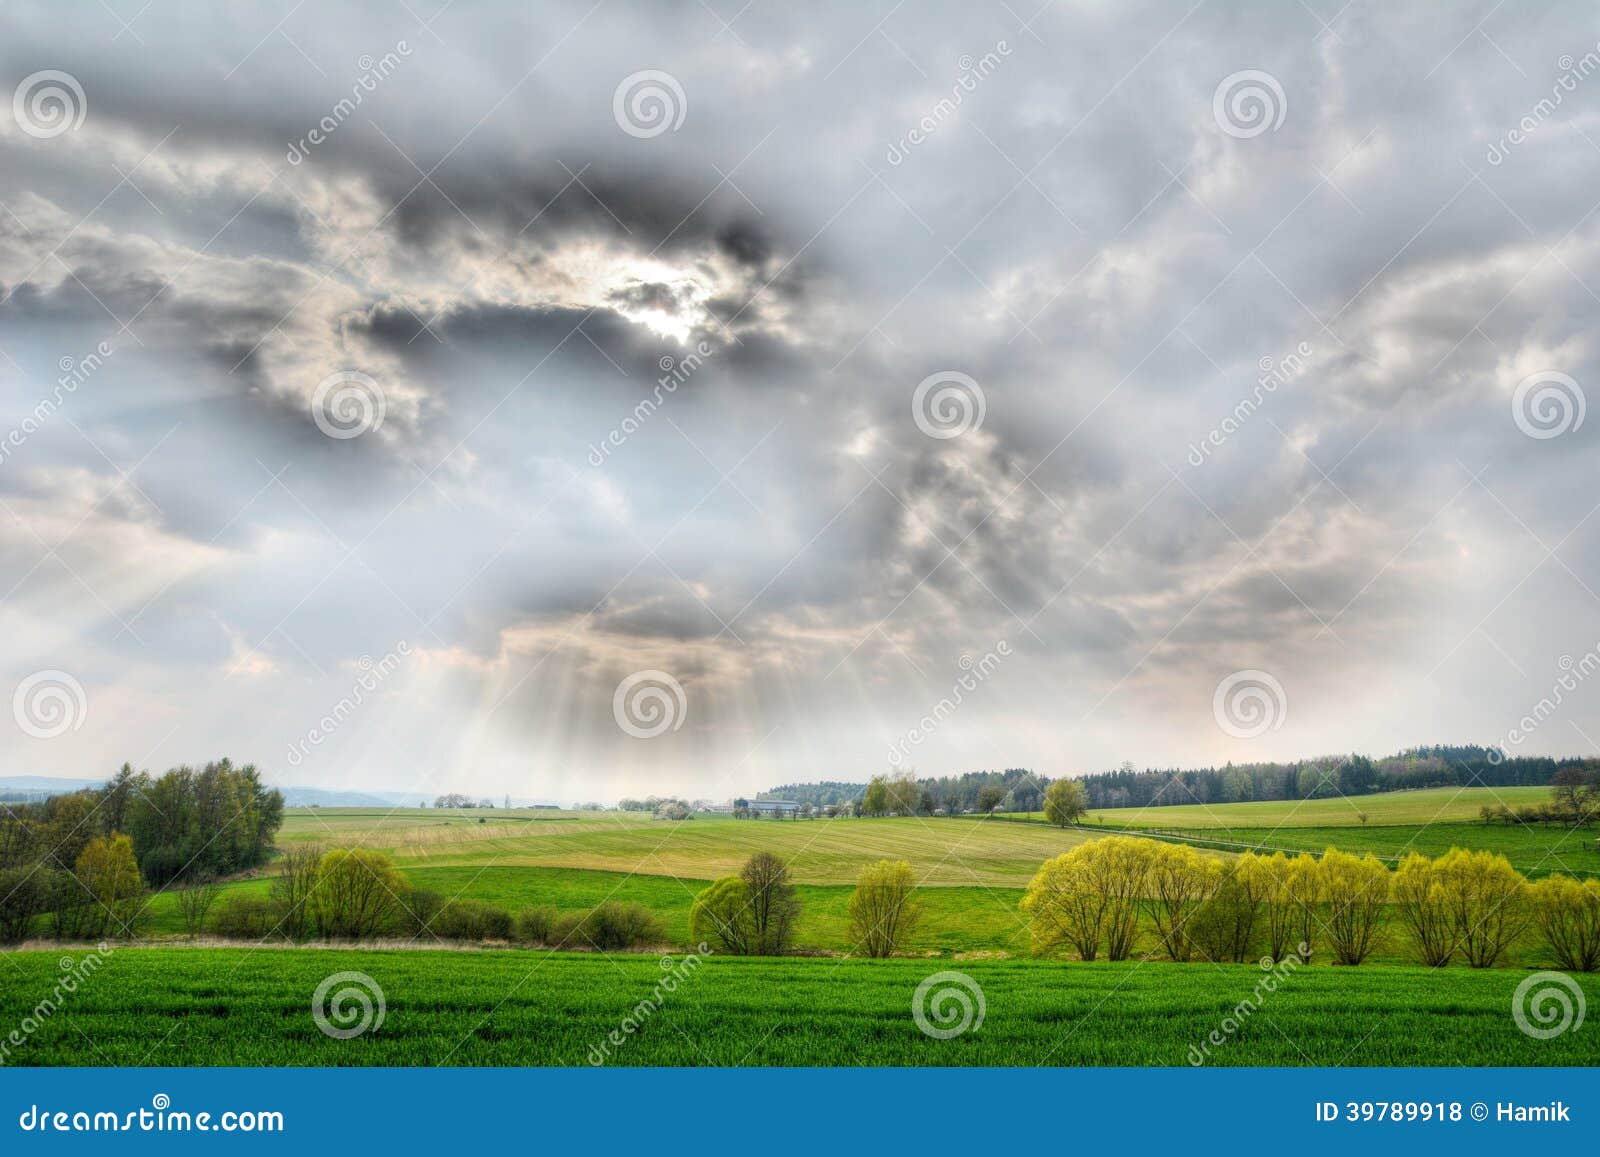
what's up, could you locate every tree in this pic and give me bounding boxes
[1551,768,1598,824]
[861,777,889,817]
[690,877,755,954]
[1021,836,1151,961]
[1043,779,1088,827]
[1145,843,1221,961]
[175,875,223,937]
[268,845,324,940]
[1393,853,1454,966]
[1191,853,1269,963]
[886,772,920,816]
[741,852,799,954]
[1318,848,1390,965]
[943,793,961,817]
[0,866,55,944]
[73,833,144,939]
[311,849,407,939]
[976,784,1005,813]
[1434,848,1528,968]
[847,859,920,958]
[1530,874,1600,972]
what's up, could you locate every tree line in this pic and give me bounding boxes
[0,759,283,942]
[1023,837,1600,971]
[1076,746,1589,809]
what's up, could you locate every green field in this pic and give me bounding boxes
[1082,786,1557,828]
[3,948,1594,1067]
[1047,786,1600,879]
[274,808,1098,886]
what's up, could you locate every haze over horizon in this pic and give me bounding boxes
[3,2,1600,803]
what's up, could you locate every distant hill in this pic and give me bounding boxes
[0,775,103,802]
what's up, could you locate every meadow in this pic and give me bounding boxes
[3,948,1595,1067]
[9,790,1599,1068]
[1058,786,1600,878]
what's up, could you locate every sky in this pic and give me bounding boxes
[1,1,1599,804]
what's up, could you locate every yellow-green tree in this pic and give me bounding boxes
[311,848,407,939]
[847,859,920,958]
[689,876,754,954]
[1393,853,1454,966]
[1434,848,1527,968]
[1530,874,1600,972]
[74,832,144,938]
[1191,852,1270,963]
[1146,843,1221,961]
[1318,848,1390,965]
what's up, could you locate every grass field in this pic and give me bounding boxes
[274,808,1100,886]
[1038,786,1600,878]
[4,948,1594,1067]
[1081,786,1558,828]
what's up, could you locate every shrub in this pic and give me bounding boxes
[1318,848,1390,965]
[212,893,277,940]
[1434,848,1528,969]
[575,901,665,950]
[310,849,407,939]
[1530,874,1600,972]
[847,859,920,958]
[690,877,755,954]
[513,905,557,945]
[431,899,513,941]
[393,889,445,939]
[1393,853,1454,966]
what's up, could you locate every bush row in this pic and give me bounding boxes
[1023,838,1600,969]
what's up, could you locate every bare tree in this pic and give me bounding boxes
[740,851,800,954]
[176,875,223,937]
[269,844,324,940]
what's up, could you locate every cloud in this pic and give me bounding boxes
[1,0,1598,798]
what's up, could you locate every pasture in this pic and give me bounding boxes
[273,807,1102,886]
[2,948,1594,1067]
